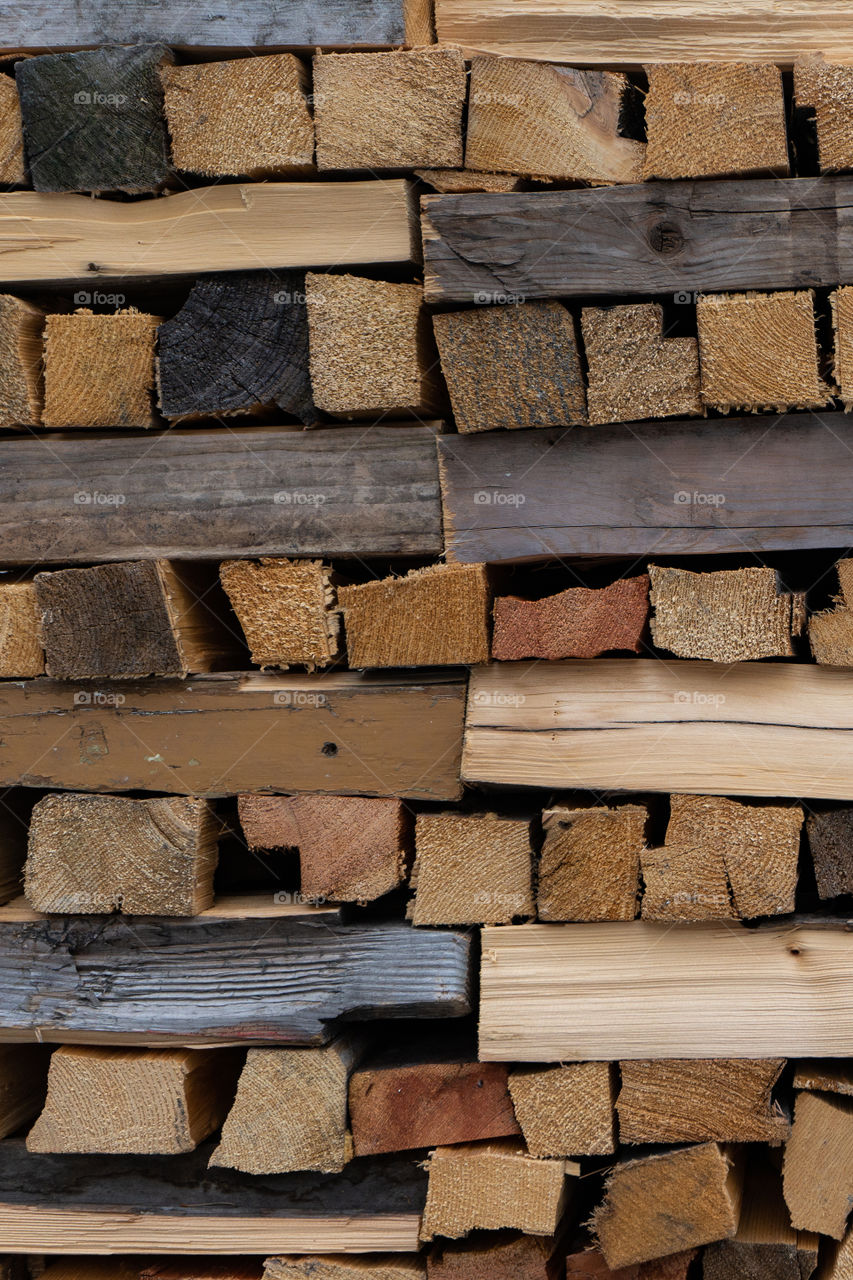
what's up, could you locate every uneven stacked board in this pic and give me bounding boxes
[3,3,853,1280]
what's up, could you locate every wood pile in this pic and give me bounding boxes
[2,3,853,1279]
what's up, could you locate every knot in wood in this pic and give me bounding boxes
[648,222,684,255]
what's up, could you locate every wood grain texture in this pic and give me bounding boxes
[0,1139,425,1254]
[0,909,472,1045]
[0,581,44,677]
[508,1062,616,1156]
[704,1158,819,1280]
[43,309,158,429]
[616,1059,788,1144]
[0,670,465,800]
[465,659,853,800]
[0,1,408,49]
[537,804,646,922]
[429,1233,563,1280]
[265,1260,424,1280]
[807,809,853,898]
[0,294,43,427]
[796,56,853,173]
[0,74,24,185]
[408,812,534,926]
[0,426,441,563]
[433,1,853,64]
[809,557,853,666]
[493,576,649,662]
[479,920,853,1061]
[582,302,701,424]
[422,177,853,303]
[220,559,339,670]
[0,181,415,284]
[437,416,853,563]
[783,1089,853,1238]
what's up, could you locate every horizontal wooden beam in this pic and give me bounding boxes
[0,670,464,800]
[0,182,415,283]
[464,660,853,800]
[0,907,472,1044]
[479,920,853,1060]
[422,176,853,302]
[0,426,441,563]
[437,416,853,562]
[0,1140,423,1253]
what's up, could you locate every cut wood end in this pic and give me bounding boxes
[810,556,853,666]
[795,55,853,173]
[582,303,701,425]
[538,802,647,923]
[508,1062,616,1157]
[42,309,159,429]
[0,292,43,428]
[0,580,44,677]
[493,574,649,661]
[220,558,340,670]
[410,811,533,926]
[617,1058,788,1145]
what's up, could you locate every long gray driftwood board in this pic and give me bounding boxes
[0,426,441,563]
[422,176,853,301]
[438,416,853,561]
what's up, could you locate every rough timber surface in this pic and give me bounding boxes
[0,907,472,1045]
[422,177,853,302]
[0,670,465,800]
[0,426,441,563]
[0,1140,425,1254]
[438,416,853,562]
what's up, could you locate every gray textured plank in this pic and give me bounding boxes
[0,1,406,49]
[0,426,441,562]
[0,912,472,1044]
[438,415,853,562]
[422,176,853,301]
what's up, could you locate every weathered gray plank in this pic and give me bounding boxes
[0,670,465,801]
[438,415,853,562]
[422,176,853,301]
[0,1,407,49]
[0,910,472,1044]
[0,426,441,563]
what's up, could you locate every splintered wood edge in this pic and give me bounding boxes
[0,1206,423,1253]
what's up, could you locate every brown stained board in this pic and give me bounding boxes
[478,920,853,1061]
[432,302,586,432]
[581,303,702,425]
[0,293,43,428]
[537,804,647,923]
[0,1138,426,1253]
[492,576,649,661]
[408,812,534,926]
[428,1234,563,1280]
[593,1144,743,1270]
[26,1046,241,1154]
[643,63,788,179]
[616,1059,788,1144]
[313,49,466,170]
[437,416,853,563]
[420,1140,573,1241]
[648,564,806,662]
[0,581,44,677]
[783,1090,853,1238]
[0,426,442,563]
[239,795,410,904]
[0,182,416,284]
[796,56,853,172]
[0,670,465,801]
[508,1062,617,1156]
[810,557,853,666]
[421,176,853,304]
[266,1261,425,1280]
[42,309,159,428]
[339,564,491,668]
[306,274,437,418]
[0,906,472,1045]
[464,659,853,800]
[807,809,853,898]
[465,57,644,183]
[349,1053,519,1157]
[161,55,313,178]
[24,793,220,916]
[564,1250,696,1279]
[219,560,340,671]
[697,290,830,411]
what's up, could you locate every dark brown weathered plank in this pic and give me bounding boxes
[0,1140,424,1253]
[422,176,853,301]
[0,908,472,1045]
[0,1,407,50]
[0,670,464,800]
[438,415,853,562]
[0,426,440,563]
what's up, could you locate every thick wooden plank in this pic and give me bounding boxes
[438,416,853,562]
[434,1,853,65]
[0,2,408,51]
[422,176,853,303]
[0,909,472,1045]
[0,670,464,800]
[0,1140,424,1254]
[464,660,853,800]
[0,426,441,563]
[479,920,853,1061]
[0,182,415,284]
